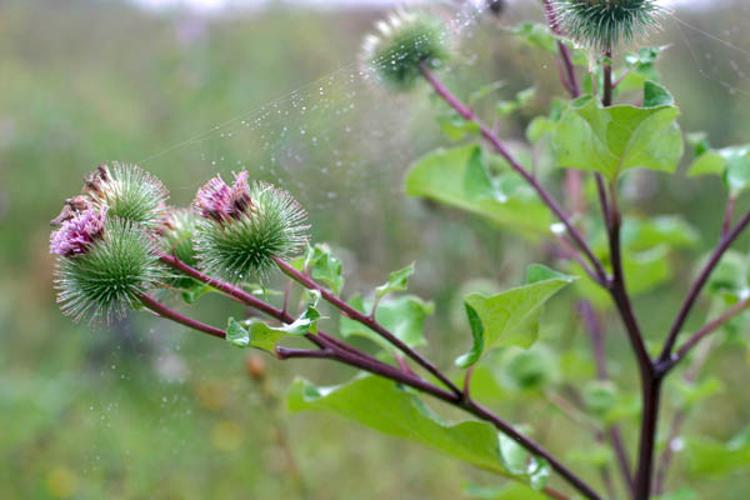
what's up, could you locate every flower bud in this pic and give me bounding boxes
[553,0,663,51]
[361,9,452,91]
[194,171,309,282]
[50,206,106,257]
[86,162,169,227]
[159,208,201,289]
[52,210,163,322]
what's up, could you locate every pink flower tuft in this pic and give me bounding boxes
[50,207,107,257]
[194,171,253,222]
[229,171,253,216]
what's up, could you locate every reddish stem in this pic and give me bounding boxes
[671,297,750,366]
[722,195,736,238]
[158,254,600,498]
[419,64,608,285]
[139,293,225,339]
[659,207,750,363]
[273,256,461,397]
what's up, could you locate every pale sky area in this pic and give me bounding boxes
[132,0,708,12]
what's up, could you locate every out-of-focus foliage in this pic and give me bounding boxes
[3,0,750,499]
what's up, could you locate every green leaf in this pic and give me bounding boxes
[583,380,619,418]
[497,100,519,117]
[516,87,536,108]
[725,153,750,196]
[455,267,575,367]
[240,291,323,352]
[340,294,433,350]
[687,426,750,477]
[286,290,323,335]
[688,143,750,196]
[706,250,748,296]
[181,283,212,304]
[687,131,712,157]
[294,243,344,295]
[438,114,481,141]
[375,262,415,300]
[498,347,557,392]
[526,263,571,284]
[405,145,551,236]
[625,46,669,73]
[465,483,546,500]
[643,81,674,107]
[242,319,286,353]
[526,117,555,145]
[511,22,557,54]
[687,151,725,176]
[226,317,250,348]
[619,46,669,94]
[673,376,724,408]
[567,444,614,468]
[496,88,536,118]
[469,80,506,106]
[602,393,641,425]
[553,92,684,180]
[621,216,700,251]
[288,376,549,487]
[655,489,699,500]
[622,246,672,296]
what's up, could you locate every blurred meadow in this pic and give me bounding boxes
[2,0,750,498]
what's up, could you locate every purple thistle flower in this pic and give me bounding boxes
[229,171,253,216]
[194,171,253,223]
[50,207,107,257]
[50,195,92,227]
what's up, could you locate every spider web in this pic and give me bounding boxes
[140,0,487,220]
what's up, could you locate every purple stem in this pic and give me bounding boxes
[659,207,750,364]
[722,195,736,238]
[543,0,580,98]
[654,336,715,495]
[671,297,750,366]
[273,256,462,397]
[139,293,225,339]
[158,255,600,498]
[418,64,608,286]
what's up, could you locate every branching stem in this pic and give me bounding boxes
[659,207,750,363]
[272,256,462,397]
[139,293,225,339]
[418,64,608,286]
[158,254,601,499]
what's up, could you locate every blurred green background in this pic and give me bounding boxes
[2,0,750,498]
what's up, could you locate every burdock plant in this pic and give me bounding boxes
[50,2,750,499]
[193,171,309,282]
[361,8,452,90]
[553,0,663,51]
[85,162,168,227]
[51,200,163,322]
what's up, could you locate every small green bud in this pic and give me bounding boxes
[582,380,619,417]
[54,217,164,322]
[159,208,201,289]
[194,172,309,283]
[506,350,549,390]
[553,0,663,52]
[85,162,169,227]
[361,9,452,91]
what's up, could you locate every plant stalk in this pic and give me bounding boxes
[139,293,225,338]
[418,64,608,286]
[272,255,462,397]
[659,207,750,363]
[159,254,601,499]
